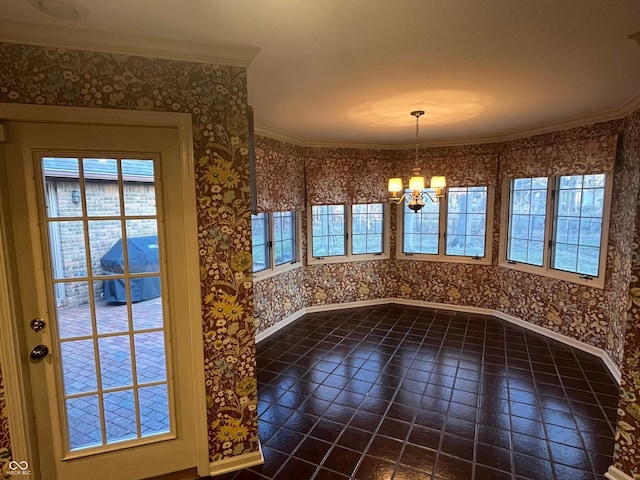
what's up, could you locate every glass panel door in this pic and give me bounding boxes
[41,155,173,455]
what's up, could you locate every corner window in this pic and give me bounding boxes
[309,203,389,264]
[501,174,610,287]
[252,211,300,278]
[399,186,492,263]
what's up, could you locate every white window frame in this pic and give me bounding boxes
[307,203,390,265]
[253,210,302,280]
[396,186,494,265]
[498,175,612,289]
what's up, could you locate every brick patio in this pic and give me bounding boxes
[56,296,170,450]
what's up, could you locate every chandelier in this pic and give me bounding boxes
[388,110,446,212]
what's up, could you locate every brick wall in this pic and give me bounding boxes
[49,179,157,307]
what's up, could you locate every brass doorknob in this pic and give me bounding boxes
[30,345,49,363]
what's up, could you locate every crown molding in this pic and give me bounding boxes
[253,125,403,150]
[0,20,260,68]
[256,93,640,150]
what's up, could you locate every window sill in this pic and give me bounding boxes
[253,262,303,282]
[307,253,390,266]
[498,261,605,289]
[396,253,492,266]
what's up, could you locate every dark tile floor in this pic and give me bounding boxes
[217,304,619,480]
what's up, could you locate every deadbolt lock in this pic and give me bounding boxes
[30,318,46,332]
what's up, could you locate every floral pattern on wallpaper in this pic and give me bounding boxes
[305,261,395,307]
[502,128,621,177]
[395,149,500,187]
[253,267,306,333]
[0,43,258,462]
[615,110,640,479]
[305,148,395,205]
[392,261,498,309]
[0,367,11,480]
[254,136,305,212]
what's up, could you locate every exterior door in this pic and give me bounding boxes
[1,121,202,480]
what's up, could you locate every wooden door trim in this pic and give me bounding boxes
[0,104,208,477]
[0,139,34,476]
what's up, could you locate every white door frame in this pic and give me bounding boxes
[0,104,209,477]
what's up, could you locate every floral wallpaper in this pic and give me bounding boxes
[305,147,394,205]
[394,145,500,187]
[254,136,305,212]
[502,130,620,177]
[305,261,395,307]
[615,110,640,479]
[0,42,258,463]
[391,261,498,308]
[253,267,305,332]
[0,366,11,479]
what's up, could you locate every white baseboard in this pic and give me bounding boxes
[490,309,621,384]
[305,298,392,313]
[255,309,306,344]
[255,298,622,384]
[605,465,633,480]
[209,446,264,477]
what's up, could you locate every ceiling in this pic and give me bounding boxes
[1,0,640,146]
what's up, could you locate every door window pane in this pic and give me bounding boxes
[104,390,137,442]
[56,281,93,338]
[89,220,123,276]
[61,340,98,395]
[42,158,82,218]
[52,221,88,279]
[122,159,157,216]
[83,158,121,217]
[139,385,170,435]
[98,336,133,389]
[135,332,167,384]
[66,396,102,450]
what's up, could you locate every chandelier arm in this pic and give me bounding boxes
[422,191,439,203]
[389,193,408,204]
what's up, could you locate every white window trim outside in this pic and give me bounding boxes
[396,186,494,265]
[307,203,391,265]
[253,210,302,281]
[498,175,612,289]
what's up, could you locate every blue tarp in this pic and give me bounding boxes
[100,236,161,303]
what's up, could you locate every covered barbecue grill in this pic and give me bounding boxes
[100,235,161,303]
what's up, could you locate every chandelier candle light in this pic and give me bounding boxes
[388,110,446,212]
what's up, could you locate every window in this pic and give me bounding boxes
[309,203,389,263]
[273,211,296,265]
[311,205,346,257]
[507,177,548,266]
[251,213,269,273]
[399,186,492,263]
[252,211,300,277]
[502,174,610,286]
[352,203,384,254]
